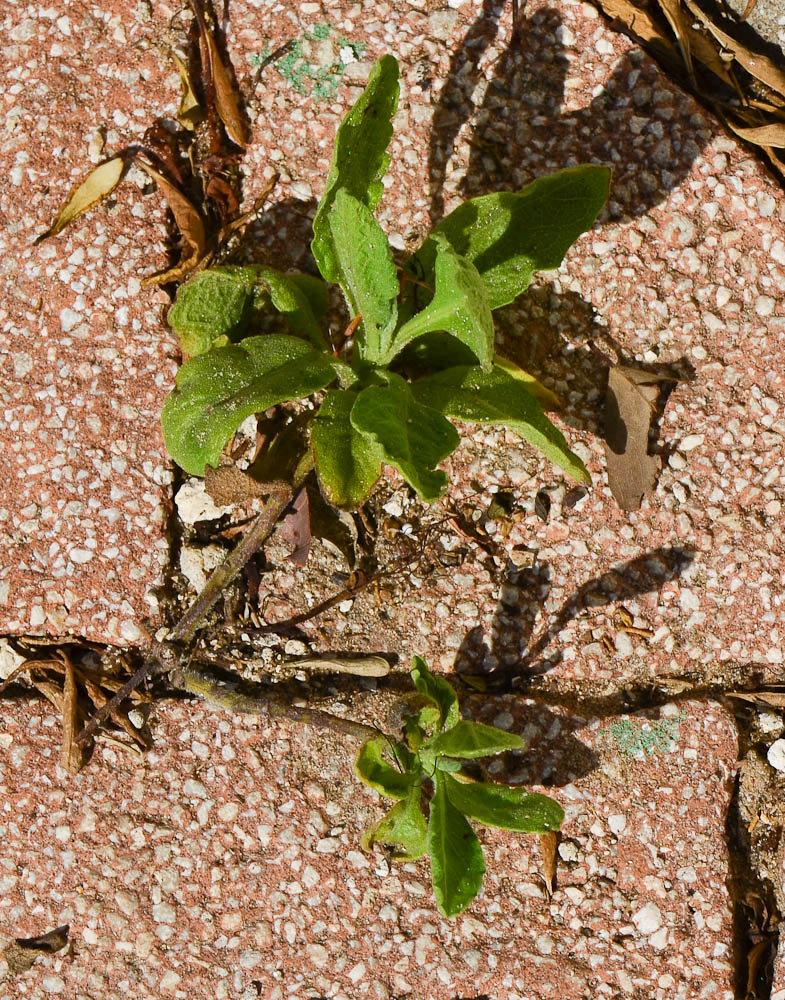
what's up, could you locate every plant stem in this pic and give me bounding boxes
[173,664,384,742]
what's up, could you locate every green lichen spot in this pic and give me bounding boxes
[609,715,684,759]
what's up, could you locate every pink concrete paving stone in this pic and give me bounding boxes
[1,2,179,643]
[0,696,736,998]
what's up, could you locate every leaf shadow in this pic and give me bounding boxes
[428,3,717,227]
[451,543,696,783]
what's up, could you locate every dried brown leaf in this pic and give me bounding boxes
[728,690,785,707]
[205,465,270,506]
[726,122,785,148]
[654,0,696,81]
[59,656,83,774]
[173,51,202,131]
[276,487,312,566]
[138,161,206,284]
[199,19,246,147]
[35,157,124,244]
[604,366,674,510]
[2,925,69,977]
[538,831,558,897]
[682,0,785,98]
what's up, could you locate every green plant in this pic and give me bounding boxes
[354,657,563,917]
[162,55,610,506]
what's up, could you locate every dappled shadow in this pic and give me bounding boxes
[428,4,716,227]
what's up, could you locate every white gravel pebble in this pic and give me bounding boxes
[767,739,785,772]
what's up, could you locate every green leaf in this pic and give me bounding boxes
[327,190,398,363]
[388,237,493,369]
[429,720,526,759]
[252,267,327,350]
[354,739,418,799]
[311,55,399,283]
[361,783,428,860]
[168,267,258,356]
[428,771,485,917]
[409,657,459,732]
[311,389,384,508]
[409,165,611,310]
[161,334,337,475]
[410,364,589,483]
[286,272,330,323]
[443,773,564,833]
[350,374,459,502]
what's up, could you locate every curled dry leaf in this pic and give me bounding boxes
[35,156,124,244]
[604,365,674,511]
[138,161,207,285]
[538,830,558,897]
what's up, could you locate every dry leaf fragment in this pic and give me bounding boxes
[728,690,785,708]
[276,487,312,566]
[1,925,69,978]
[604,365,673,511]
[294,656,391,677]
[138,161,206,284]
[538,831,558,897]
[173,51,203,131]
[35,156,124,244]
[59,656,83,774]
[726,122,785,148]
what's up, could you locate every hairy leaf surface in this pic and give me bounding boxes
[428,772,485,917]
[311,390,384,508]
[443,774,565,832]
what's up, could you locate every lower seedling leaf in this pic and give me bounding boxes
[355,738,419,799]
[311,390,385,508]
[411,364,589,483]
[428,772,486,917]
[361,783,428,860]
[162,334,338,475]
[350,375,460,502]
[168,267,258,356]
[443,772,564,833]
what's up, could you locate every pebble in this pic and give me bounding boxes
[767,739,785,772]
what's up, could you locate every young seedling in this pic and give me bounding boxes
[162,55,610,507]
[354,657,563,917]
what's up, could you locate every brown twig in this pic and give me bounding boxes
[75,480,295,746]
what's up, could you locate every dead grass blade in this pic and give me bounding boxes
[538,831,558,897]
[35,156,124,244]
[294,656,391,677]
[59,655,83,774]
[654,0,695,83]
[138,161,207,284]
[728,690,785,708]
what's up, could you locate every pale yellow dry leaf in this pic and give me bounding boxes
[726,122,785,148]
[36,156,124,243]
[173,51,203,131]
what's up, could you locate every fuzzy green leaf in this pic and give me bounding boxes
[350,374,459,502]
[311,55,399,283]
[354,739,418,799]
[409,165,611,310]
[411,364,589,483]
[388,238,493,369]
[443,773,564,833]
[429,720,526,759]
[311,389,384,508]
[252,267,327,349]
[409,657,460,732]
[168,267,258,356]
[286,272,330,323]
[162,335,337,475]
[328,190,398,363]
[361,783,427,860]
[428,771,486,917]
